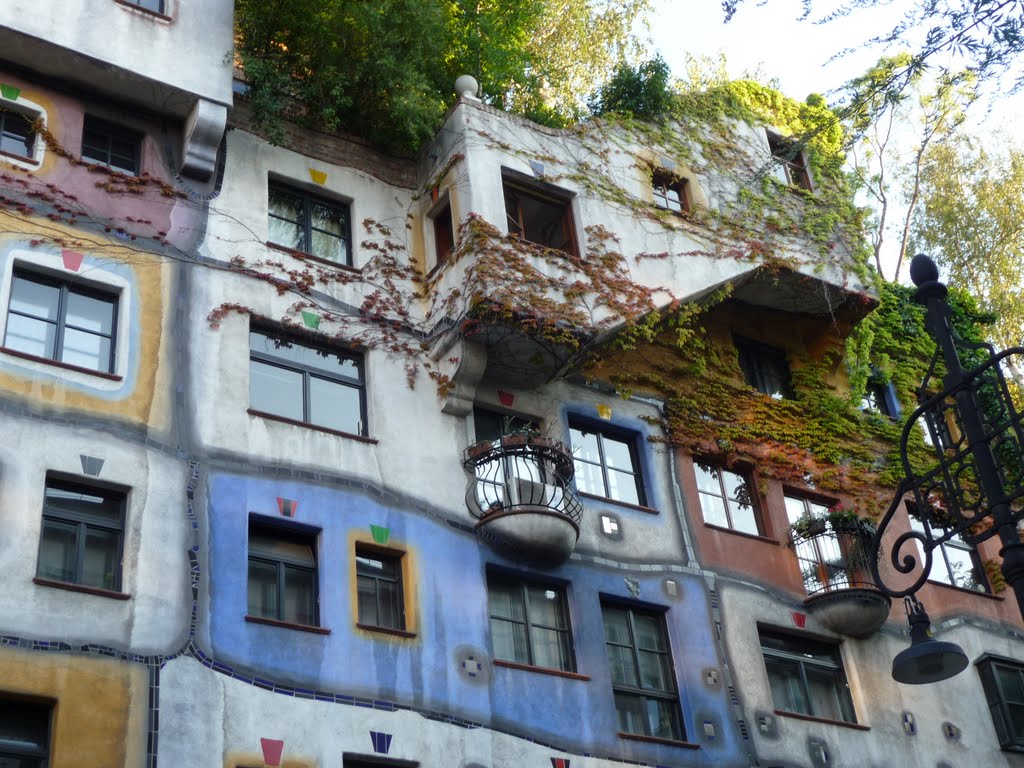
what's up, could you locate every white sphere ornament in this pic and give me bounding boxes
[455,75,480,100]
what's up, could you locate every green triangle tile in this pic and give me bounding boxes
[0,84,21,101]
[370,525,390,545]
[300,310,320,329]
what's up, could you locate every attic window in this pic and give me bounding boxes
[652,170,690,214]
[766,131,812,191]
[735,335,794,400]
[503,178,577,256]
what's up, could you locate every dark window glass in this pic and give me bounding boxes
[432,200,454,264]
[0,107,36,160]
[488,573,574,672]
[735,335,794,399]
[503,181,576,255]
[268,181,351,265]
[123,0,165,13]
[652,170,689,213]
[785,495,847,593]
[355,546,404,630]
[694,462,760,535]
[760,629,856,723]
[861,381,892,416]
[979,657,1024,751]
[81,116,141,175]
[601,604,683,740]
[249,328,366,436]
[909,517,988,593]
[5,270,118,373]
[767,131,812,190]
[36,479,125,591]
[569,421,645,506]
[0,698,50,768]
[247,520,318,627]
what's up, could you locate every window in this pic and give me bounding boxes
[601,603,683,741]
[861,381,892,416]
[977,655,1024,751]
[569,421,645,506]
[0,697,51,767]
[4,269,118,374]
[503,179,577,255]
[488,573,575,672]
[431,199,454,265]
[759,629,856,723]
[355,545,404,631]
[785,495,845,593]
[249,327,366,436]
[120,0,166,14]
[247,519,318,627]
[694,461,760,535]
[909,516,987,592]
[651,170,690,214]
[268,181,351,265]
[735,335,794,400]
[0,106,36,160]
[81,116,141,175]
[36,478,126,592]
[767,131,812,191]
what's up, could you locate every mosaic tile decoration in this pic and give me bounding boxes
[62,250,84,272]
[551,758,570,768]
[370,731,392,754]
[791,611,807,628]
[261,737,285,766]
[300,311,321,330]
[277,497,298,518]
[370,524,390,545]
[79,454,105,477]
[308,169,327,185]
[0,83,20,101]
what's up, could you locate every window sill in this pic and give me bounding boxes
[266,241,361,274]
[703,523,778,544]
[34,577,130,600]
[925,579,1002,600]
[0,347,122,381]
[355,622,417,639]
[113,0,173,21]
[248,409,378,444]
[578,492,658,514]
[617,732,700,749]
[774,710,869,731]
[245,615,331,635]
[0,148,39,165]
[493,659,590,681]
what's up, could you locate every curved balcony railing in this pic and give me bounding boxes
[791,518,891,638]
[463,435,583,565]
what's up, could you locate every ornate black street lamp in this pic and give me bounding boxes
[870,254,1024,683]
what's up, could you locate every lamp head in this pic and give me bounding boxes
[892,596,968,684]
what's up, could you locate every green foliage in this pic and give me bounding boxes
[588,56,673,120]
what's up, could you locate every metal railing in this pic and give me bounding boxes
[791,519,879,597]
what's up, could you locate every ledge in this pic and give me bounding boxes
[266,241,362,274]
[355,622,417,639]
[579,492,658,515]
[1,347,122,381]
[0,148,39,165]
[774,709,870,731]
[113,0,173,22]
[703,523,779,545]
[245,615,331,635]
[493,659,590,681]
[33,577,130,600]
[248,409,378,444]
[617,732,700,749]
[926,579,1003,601]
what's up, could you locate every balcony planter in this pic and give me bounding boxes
[465,439,493,460]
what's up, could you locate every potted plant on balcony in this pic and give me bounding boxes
[465,439,494,461]
[826,504,865,533]
[790,512,827,538]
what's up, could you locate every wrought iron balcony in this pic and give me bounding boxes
[791,518,891,638]
[463,434,583,565]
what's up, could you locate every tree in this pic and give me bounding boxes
[587,56,673,119]
[844,55,977,280]
[234,0,652,152]
[911,136,1024,350]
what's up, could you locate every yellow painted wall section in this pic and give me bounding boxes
[0,222,172,430]
[348,530,420,640]
[0,646,147,767]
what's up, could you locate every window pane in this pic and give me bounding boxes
[602,437,634,470]
[606,643,638,687]
[66,291,115,335]
[765,656,810,715]
[249,360,304,421]
[311,202,347,236]
[613,693,680,739]
[602,606,631,645]
[9,278,59,321]
[0,698,49,749]
[357,574,378,626]
[633,613,667,652]
[607,469,640,506]
[637,649,672,691]
[785,496,808,523]
[268,217,304,251]
[613,692,648,735]
[376,579,402,629]
[530,626,571,670]
[573,460,604,496]
[570,428,601,464]
[82,527,119,590]
[4,314,56,359]
[732,503,760,536]
[693,463,722,494]
[37,519,77,582]
[526,585,566,628]
[488,581,525,622]
[268,187,304,224]
[491,617,530,664]
[248,534,314,565]
[945,545,985,591]
[806,665,854,722]
[247,559,278,618]
[61,328,111,371]
[283,565,315,625]
[308,376,362,434]
[309,229,348,263]
[999,666,1024,703]
[698,492,729,528]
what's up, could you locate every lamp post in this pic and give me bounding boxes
[870,254,1024,683]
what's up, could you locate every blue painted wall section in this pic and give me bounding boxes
[206,473,746,766]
